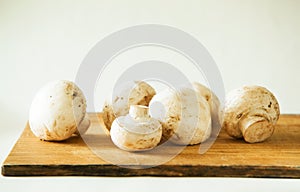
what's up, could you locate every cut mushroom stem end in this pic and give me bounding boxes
[239,116,274,143]
[129,105,150,120]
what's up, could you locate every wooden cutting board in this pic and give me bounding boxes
[2,113,300,178]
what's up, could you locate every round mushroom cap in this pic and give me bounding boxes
[149,87,212,145]
[29,80,86,141]
[102,81,156,130]
[192,82,222,126]
[223,85,280,140]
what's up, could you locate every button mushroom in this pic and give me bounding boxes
[110,105,162,151]
[29,80,88,141]
[149,87,212,145]
[192,82,222,127]
[102,81,156,131]
[223,85,280,143]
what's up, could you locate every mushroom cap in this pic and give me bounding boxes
[110,105,162,151]
[102,81,156,130]
[192,82,222,125]
[29,80,86,141]
[223,85,280,140]
[149,87,212,145]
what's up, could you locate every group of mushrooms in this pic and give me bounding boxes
[29,80,280,151]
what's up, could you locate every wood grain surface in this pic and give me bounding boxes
[2,114,300,178]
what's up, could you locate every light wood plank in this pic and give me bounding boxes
[2,114,300,177]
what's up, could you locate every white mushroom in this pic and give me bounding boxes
[29,80,87,141]
[110,105,162,151]
[223,85,280,143]
[102,81,156,131]
[192,82,222,126]
[149,87,212,145]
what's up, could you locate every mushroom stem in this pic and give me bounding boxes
[239,116,274,143]
[129,105,150,119]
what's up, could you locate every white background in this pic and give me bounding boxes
[1,0,300,191]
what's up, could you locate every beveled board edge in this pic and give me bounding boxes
[2,164,300,178]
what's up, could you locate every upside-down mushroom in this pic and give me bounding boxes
[110,105,162,151]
